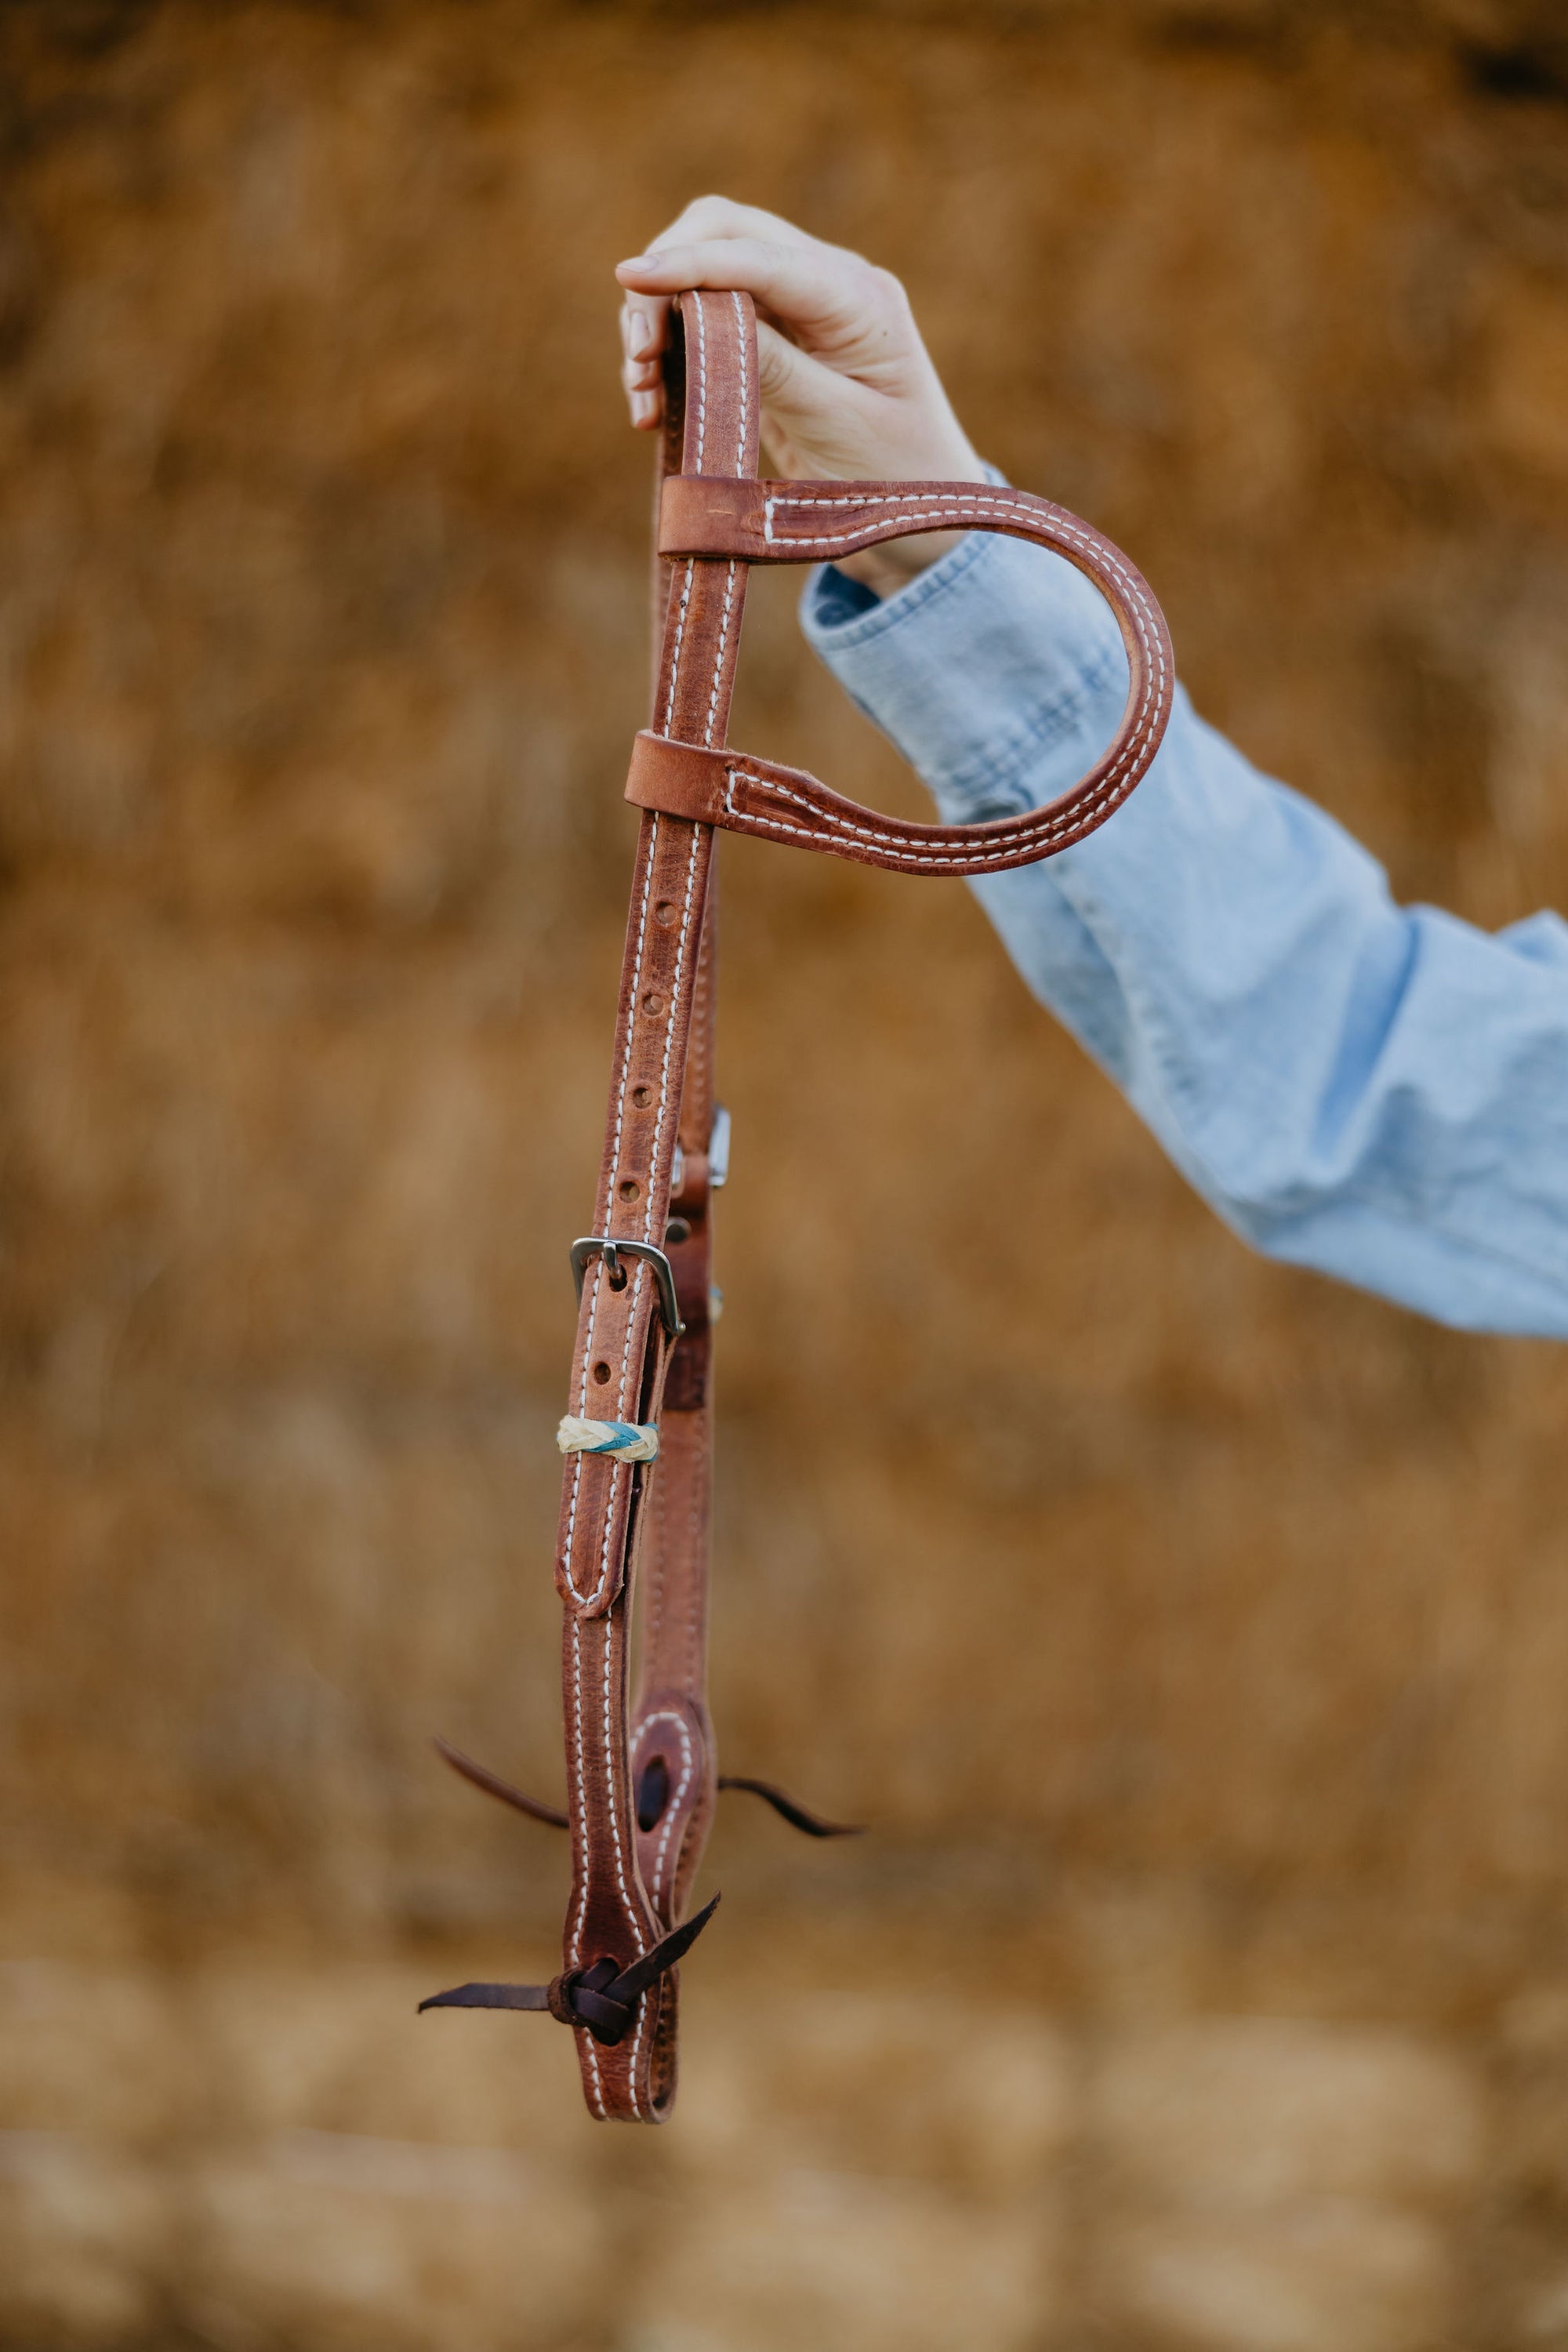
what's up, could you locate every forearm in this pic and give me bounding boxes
[802,528,1568,1339]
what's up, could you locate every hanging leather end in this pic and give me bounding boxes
[434,1737,568,1828]
[418,1981,552,2014]
[718,1775,865,1838]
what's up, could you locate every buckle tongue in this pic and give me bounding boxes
[568,1236,684,1338]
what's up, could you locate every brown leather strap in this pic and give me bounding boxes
[550,289,757,2123]
[626,717,1148,875]
[424,287,1176,2125]
[638,474,1172,872]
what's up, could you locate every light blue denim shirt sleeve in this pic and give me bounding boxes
[800,522,1568,1339]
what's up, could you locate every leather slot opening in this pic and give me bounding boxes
[636,1755,670,1831]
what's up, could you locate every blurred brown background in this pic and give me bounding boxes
[2,1,1568,2345]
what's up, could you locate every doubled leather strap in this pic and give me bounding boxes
[637,474,1171,872]
[423,289,1175,2124]
[547,289,757,2123]
[626,717,1145,877]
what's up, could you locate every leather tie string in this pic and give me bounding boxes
[432,1733,864,1841]
[419,1895,722,2048]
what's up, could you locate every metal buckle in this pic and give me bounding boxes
[708,1105,731,1190]
[568,1236,684,1338]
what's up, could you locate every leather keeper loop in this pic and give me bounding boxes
[626,732,725,826]
[659,474,760,558]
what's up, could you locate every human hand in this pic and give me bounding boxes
[615,198,988,598]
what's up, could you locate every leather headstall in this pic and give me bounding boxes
[420,289,1174,2122]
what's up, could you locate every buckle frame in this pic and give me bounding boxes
[569,1236,684,1338]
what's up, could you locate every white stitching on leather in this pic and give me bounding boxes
[637,1707,697,1907]
[682,1406,706,1689]
[691,294,707,472]
[642,822,702,1242]
[566,1618,607,2118]
[724,761,1134,866]
[602,1621,647,2122]
[560,304,723,2125]
[730,289,747,477]
[720,616,1165,873]
[761,489,1158,635]
[568,1613,647,2122]
[600,1631,644,1941]
[764,485,1110,527]
[564,835,704,2115]
[625,1698,700,2124]
[720,482,1173,873]
[758,488,1156,628]
[660,561,693,738]
[687,906,713,1141]
[608,815,658,1236]
[720,652,1160,866]
[608,303,728,2113]
[627,1984,647,2122]
[586,1261,647,1612]
[698,300,748,748]
[563,814,662,1609]
[658,296,710,736]
[702,562,737,749]
[586,826,686,1732]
